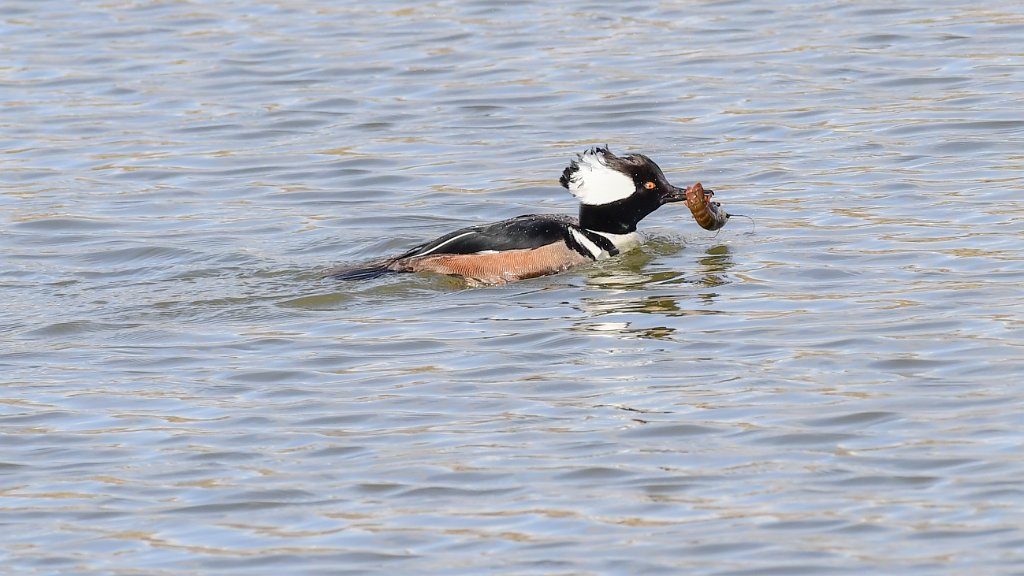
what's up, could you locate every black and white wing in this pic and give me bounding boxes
[393,214,580,259]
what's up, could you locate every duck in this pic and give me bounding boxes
[325,146,711,286]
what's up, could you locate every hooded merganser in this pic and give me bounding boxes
[325,146,706,286]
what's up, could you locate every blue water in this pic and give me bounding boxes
[3,1,1024,574]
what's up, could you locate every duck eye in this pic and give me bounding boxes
[643,181,657,190]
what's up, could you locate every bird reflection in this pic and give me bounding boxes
[573,242,736,339]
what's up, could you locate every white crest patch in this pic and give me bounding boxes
[565,150,636,206]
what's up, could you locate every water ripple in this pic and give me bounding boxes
[3,0,1024,574]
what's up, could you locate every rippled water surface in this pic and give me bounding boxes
[4,1,1024,574]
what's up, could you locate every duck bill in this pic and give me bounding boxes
[661,184,690,204]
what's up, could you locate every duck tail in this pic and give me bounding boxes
[322,258,396,281]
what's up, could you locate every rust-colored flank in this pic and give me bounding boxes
[393,241,590,286]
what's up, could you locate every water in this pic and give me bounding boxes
[3,1,1024,574]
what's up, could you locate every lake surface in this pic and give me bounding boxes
[3,1,1024,574]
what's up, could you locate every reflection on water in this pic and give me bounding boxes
[696,244,734,286]
[576,241,737,340]
[692,243,734,304]
[4,0,1024,574]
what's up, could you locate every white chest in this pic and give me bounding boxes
[596,231,641,257]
